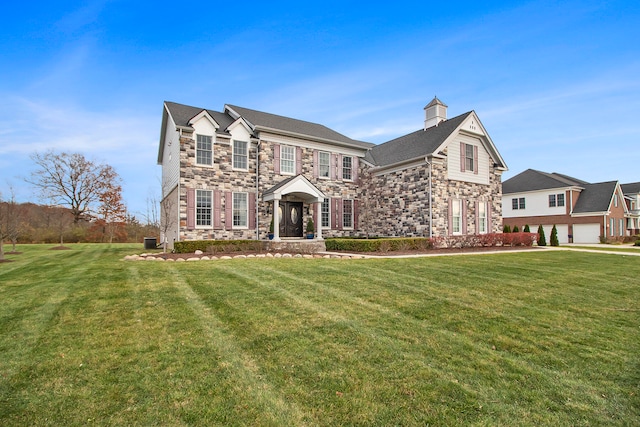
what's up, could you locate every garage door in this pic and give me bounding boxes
[538,225,569,244]
[573,223,601,243]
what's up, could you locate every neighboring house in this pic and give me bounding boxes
[502,169,629,243]
[157,97,508,249]
[621,182,640,235]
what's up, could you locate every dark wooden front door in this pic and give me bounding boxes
[278,202,303,237]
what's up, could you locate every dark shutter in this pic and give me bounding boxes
[462,200,468,235]
[354,200,359,230]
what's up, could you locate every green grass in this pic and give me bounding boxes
[1,244,639,426]
[567,245,640,254]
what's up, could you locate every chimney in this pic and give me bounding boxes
[424,96,447,130]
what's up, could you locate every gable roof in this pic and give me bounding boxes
[621,182,640,195]
[164,101,234,133]
[573,181,619,214]
[503,169,588,194]
[366,111,507,169]
[225,104,374,150]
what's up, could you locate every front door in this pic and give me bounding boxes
[278,202,303,237]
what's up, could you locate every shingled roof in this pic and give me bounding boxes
[164,101,234,134]
[503,169,588,194]
[225,104,373,149]
[367,112,472,167]
[621,182,640,195]
[573,181,618,214]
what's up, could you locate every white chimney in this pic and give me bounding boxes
[424,97,447,130]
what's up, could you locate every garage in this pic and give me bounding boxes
[572,223,601,243]
[539,224,569,244]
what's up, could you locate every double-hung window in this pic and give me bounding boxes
[321,198,330,228]
[196,190,212,227]
[280,145,295,175]
[464,144,475,172]
[233,140,248,170]
[196,135,213,166]
[318,152,330,178]
[478,202,487,234]
[342,156,353,181]
[549,194,557,207]
[557,193,565,207]
[343,199,354,229]
[452,199,462,234]
[549,194,565,208]
[233,192,248,228]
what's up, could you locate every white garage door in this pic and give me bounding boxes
[573,223,601,244]
[538,224,569,244]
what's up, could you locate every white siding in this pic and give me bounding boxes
[502,190,568,218]
[161,114,180,197]
[447,134,490,185]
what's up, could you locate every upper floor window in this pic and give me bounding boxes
[614,194,618,207]
[233,140,248,170]
[196,189,212,227]
[196,135,213,166]
[280,145,295,175]
[233,192,248,228]
[549,193,565,207]
[342,156,353,181]
[318,151,330,178]
[464,144,475,172]
[512,197,525,210]
[557,193,565,207]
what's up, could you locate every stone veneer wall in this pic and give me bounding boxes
[359,152,503,237]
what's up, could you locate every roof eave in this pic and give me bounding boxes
[255,125,372,150]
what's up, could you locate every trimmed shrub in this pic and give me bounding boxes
[173,239,262,254]
[523,224,530,232]
[503,225,511,233]
[550,225,559,246]
[537,225,547,246]
[635,240,640,246]
[513,225,519,233]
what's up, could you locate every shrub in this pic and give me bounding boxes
[513,225,519,233]
[635,240,640,247]
[523,224,531,233]
[537,225,547,246]
[174,240,262,254]
[550,225,559,246]
[503,225,511,233]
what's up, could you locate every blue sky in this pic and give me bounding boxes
[1,0,638,219]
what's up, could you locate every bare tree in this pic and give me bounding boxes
[0,192,6,261]
[96,167,127,244]
[159,191,177,253]
[28,151,118,224]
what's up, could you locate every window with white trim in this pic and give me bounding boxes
[233,140,248,170]
[233,192,248,228]
[464,143,475,172]
[196,189,212,227]
[342,156,353,181]
[343,199,354,229]
[452,199,462,234]
[321,198,330,228]
[610,218,615,236]
[614,194,618,207]
[478,202,487,234]
[557,193,565,207]
[280,145,295,175]
[319,151,330,178]
[549,194,556,207]
[619,219,624,236]
[196,135,213,166]
[512,197,525,210]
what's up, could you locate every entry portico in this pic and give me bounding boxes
[263,175,326,241]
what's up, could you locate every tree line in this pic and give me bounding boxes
[0,150,160,259]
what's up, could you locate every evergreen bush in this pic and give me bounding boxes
[524,224,530,232]
[513,225,519,233]
[550,225,559,246]
[503,225,511,233]
[537,225,547,246]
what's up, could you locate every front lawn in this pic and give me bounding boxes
[0,244,638,425]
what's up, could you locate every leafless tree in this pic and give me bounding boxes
[96,167,127,244]
[159,188,177,253]
[28,151,119,224]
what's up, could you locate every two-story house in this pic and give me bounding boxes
[157,98,508,249]
[621,182,640,235]
[502,169,629,243]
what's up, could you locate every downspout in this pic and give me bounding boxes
[256,140,261,240]
[425,156,433,238]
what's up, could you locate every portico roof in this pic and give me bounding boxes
[263,175,326,203]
